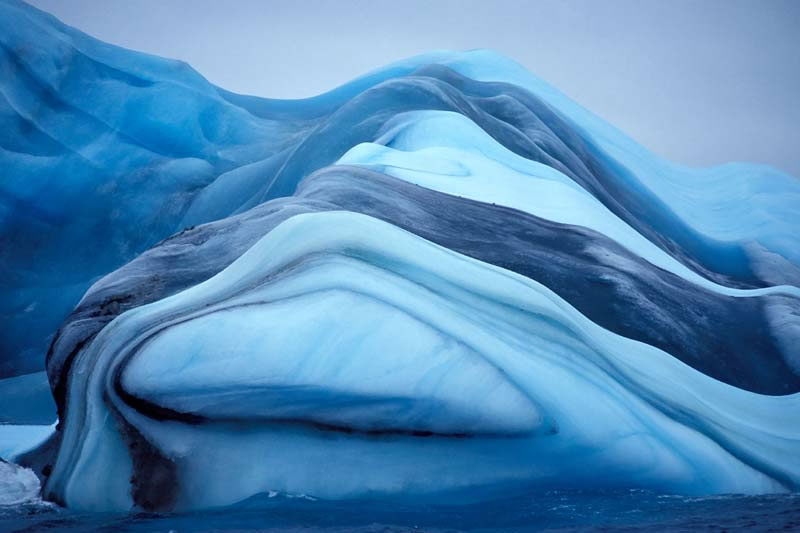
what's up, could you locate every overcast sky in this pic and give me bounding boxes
[27,0,800,177]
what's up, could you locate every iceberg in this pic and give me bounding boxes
[1,0,798,513]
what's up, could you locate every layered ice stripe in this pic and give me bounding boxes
[45,212,800,511]
[229,63,799,291]
[424,50,800,272]
[297,169,800,393]
[46,165,800,412]
[233,49,800,280]
[336,110,800,297]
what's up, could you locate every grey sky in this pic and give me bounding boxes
[27,0,800,177]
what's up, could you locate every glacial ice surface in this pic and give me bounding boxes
[1,0,799,514]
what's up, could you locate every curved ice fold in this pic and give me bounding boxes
[337,111,800,296]
[122,293,545,437]
[46,166,800,410]
[45,213,798,511]
[426,50,800,269]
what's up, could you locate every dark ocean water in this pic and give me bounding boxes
[1,490,798,532]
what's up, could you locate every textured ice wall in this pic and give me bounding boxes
[1,0,799,513]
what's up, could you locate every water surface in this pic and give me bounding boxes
[2,490,798,532]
